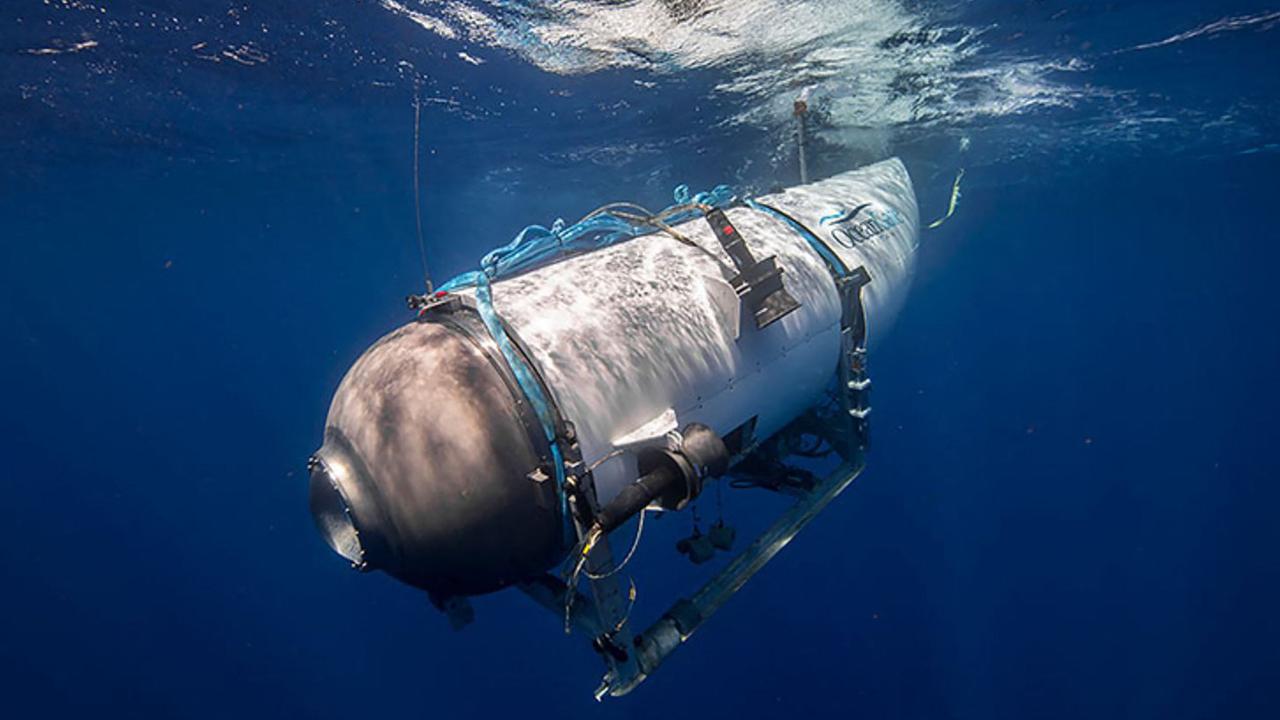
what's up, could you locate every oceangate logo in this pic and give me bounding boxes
[819,202,904,249]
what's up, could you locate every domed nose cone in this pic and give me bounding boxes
[310,316,567,596]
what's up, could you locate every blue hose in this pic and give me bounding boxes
[435,183,736,542]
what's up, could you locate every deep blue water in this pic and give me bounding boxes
[3,2,1280,718]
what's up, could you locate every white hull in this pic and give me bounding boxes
[483,158,919,503]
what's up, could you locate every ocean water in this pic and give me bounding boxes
[3,1,1279,718]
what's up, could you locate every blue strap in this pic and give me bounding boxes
[440,184,738,289]
[443,270,571,542]
[433,183,738,543]
[744,199,848,279]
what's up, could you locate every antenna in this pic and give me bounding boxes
[412,78,434,294]
[794,87,811,184]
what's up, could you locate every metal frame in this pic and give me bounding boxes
[518,237,876,699]
[519,455,864,698]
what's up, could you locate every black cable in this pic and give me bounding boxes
[411,79,434,293]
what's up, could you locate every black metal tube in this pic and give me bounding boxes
[595,463,681,533]
[795,99,809,184]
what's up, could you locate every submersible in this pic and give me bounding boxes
[309,158,919,695]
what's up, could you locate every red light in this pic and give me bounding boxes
[434,290,448,298]
[722,225,734,234]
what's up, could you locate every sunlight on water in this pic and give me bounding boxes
[373,0,1280,168]
[7,1,1279,173]
[378,1,1066,157]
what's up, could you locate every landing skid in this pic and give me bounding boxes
[519,262,874,698]
[520,454,864,699]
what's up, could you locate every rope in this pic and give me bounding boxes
[585,510,646,580]
[438,183,737,290]
[411,81,434,293]
[560,512,646,634]
[432,182,738,549]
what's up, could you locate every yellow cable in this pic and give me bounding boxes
[927,168,965,230]
[581,526,602,557]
